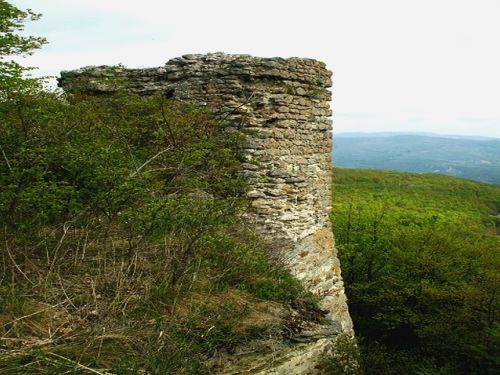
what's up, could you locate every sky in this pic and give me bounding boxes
[10,0,500,138]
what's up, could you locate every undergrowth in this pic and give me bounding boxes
[0,92,309,374]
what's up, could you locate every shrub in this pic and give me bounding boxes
[0,92,309,373]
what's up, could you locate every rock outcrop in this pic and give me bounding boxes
[59,53,353,374]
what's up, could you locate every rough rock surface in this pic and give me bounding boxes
[59,53,353,374]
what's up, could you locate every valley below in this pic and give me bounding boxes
[333,133,500,184]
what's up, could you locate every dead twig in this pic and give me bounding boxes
[0,302,65,329]
[47,352,113,375]
[0,144,12,172]
[5,241,34,285]
[58,275,77,310]
[130,147,172,177]
[48,222,70,274]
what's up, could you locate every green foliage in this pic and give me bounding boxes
[321,334,362,375]
[0,91,308,374]
[0,0,47,96]
[332,168,500,374]
[0,92,244,235]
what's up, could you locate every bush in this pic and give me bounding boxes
[0,92,309,374]
[321,334,362,375]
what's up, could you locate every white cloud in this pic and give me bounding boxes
[10,0,500,137]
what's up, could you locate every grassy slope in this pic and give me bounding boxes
[0,94,313,375]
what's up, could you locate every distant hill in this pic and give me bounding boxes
[333,133,500,184]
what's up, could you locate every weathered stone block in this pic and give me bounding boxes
[58,53,353,374]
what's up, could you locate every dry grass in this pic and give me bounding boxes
[0,223,301,374]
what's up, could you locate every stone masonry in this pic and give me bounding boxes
[59,53,353,373]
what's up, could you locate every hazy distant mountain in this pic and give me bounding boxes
[333,133,500,184]
[336,132,494,141]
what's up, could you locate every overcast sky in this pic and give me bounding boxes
[11,0,500,137]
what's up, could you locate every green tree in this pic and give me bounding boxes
[0,0,47,96]
[332,169,500,375]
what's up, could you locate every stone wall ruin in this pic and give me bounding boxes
[59,53,353,374]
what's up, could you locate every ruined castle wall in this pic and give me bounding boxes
[59,53,353,373]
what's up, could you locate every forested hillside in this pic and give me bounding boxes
[2,2,498,374]
[332,169,500,374]
[333,134,500,184]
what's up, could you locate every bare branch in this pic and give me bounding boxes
[5,240,33,284]
[47,352,113,375]
[0,302,65,329]
[0,144,12,172]
[130,147,171,177]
